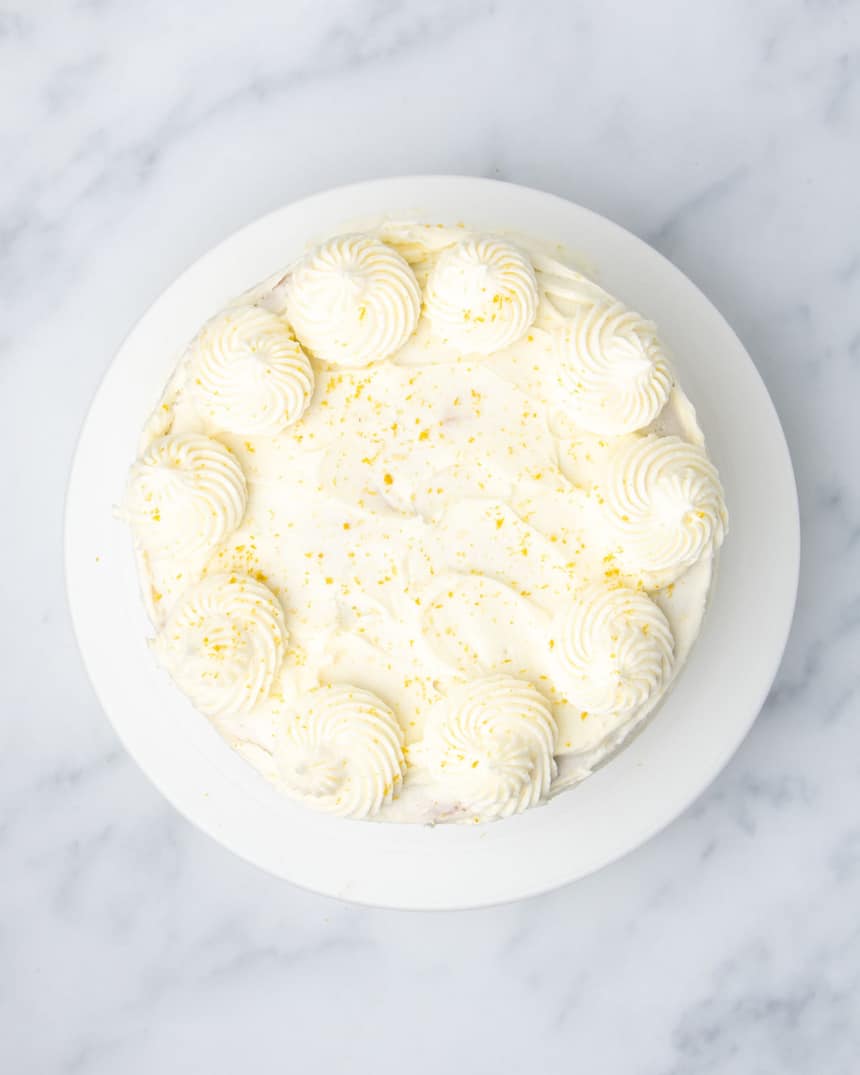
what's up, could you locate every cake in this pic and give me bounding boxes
[122,221,727,823]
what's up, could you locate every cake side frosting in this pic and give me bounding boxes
[123,222,727,823]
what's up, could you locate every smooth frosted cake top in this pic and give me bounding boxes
[123,221,727,823]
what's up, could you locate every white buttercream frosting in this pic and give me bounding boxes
[424,236,539,354]
[554,301,673,434]
[124,433,247,558]
[154,573,286,718]
[276,684,406,818]
[603,434,728,585]
[423,675,558,819]
[550,583,674,717]
[284,234,421,366]
[189,305,314,435]
[128,220,727,825]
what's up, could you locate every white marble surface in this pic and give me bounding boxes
[3,0,859,1070]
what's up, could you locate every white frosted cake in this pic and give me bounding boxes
[123,222,727,823]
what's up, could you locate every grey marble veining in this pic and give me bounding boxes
[2,1,859,1072]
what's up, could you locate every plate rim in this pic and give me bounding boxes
[65,175,800,909]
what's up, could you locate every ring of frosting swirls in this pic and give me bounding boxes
[423,675,558,819]
[603,434,728,585]
[124,433,247,559]
[554,302,673,434]
[189,305,314,435]
[424,236,539,354]
[284,235,421,367]
[550,583,674,718]
[154,573,286,718]
[275,685,406,818]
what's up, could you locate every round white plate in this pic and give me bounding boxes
[66,177,799,909]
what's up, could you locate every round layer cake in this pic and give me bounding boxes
[122,221,728,823]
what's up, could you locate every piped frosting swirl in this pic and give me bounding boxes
[276,685,406,818]
[603,434,728,585]
[154,573,286,718]
[554,302,673,434]
[189,305,314,435]
[424,236,539,354]
[284,235,421,367]
[423,675,558,819]
[124,433,247,559]
[550,583,674,717]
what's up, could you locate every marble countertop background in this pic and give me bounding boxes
[3,1,859,1071]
